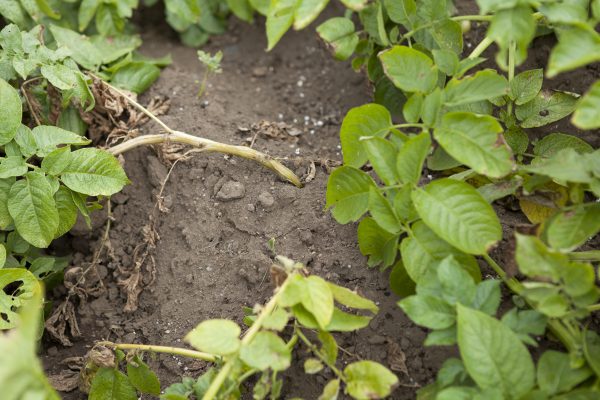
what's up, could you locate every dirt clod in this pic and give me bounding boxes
[216,180,246,201]
[258,191,275,209]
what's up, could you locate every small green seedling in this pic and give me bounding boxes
[197,50,223,98]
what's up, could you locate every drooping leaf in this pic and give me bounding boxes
[294,0,329,30]
[265,0,297,51]
[545,204,600,251]
[457,304,535,398]
[184,319,241,355]
[411,179,502,255]
[8,172,58,248]
[389,260,416,298]
[396,131,431,185]
[110,62,161,94]
[434,112,514,178]
[344,361,398,399]
[340,104,392,167]
[127,355,161,395]
[501,308,547,346]
[515,234,568,280]
[316,17,358,61]
[379,46,438,93]
[326,166,376,224]
[89,368,137,400]
[301,275,334,329]
[357,217,399,268]
[327,282,378,313]
[240,331,291,371]
[54,185,78,238]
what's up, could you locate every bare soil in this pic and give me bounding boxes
[41,2,600,400]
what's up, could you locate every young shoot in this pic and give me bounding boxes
[197,50,223,98]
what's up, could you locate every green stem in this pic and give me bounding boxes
[468,36,494,59]
[569,251,600,262]
[197,70,209,98]
[296,326,344,379]
[507,41,516,116]
[392,123,425,129]
[482,254,523,294]
[588,304,600,313]
[97,342,218,362]
[202,274,295,400]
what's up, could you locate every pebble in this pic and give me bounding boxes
[216,181,246,201]
[368,335,387,345]
[185,274,193,284]
[246,204,255,212]
[258,191,275,208]
[252,66,268,77]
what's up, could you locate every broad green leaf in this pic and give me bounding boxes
[444,69,508,106]
[533,133,593,159]
[399,294,455,329]
[240,331,291,371]
[368,188,402,234]
[325,308,371,331]
[304,358,324,374]
[437,256,477,305]
[523,148,593,183]
[537,351,592,396]
[561,262,596,298]
[14,125,36,158]
[403,93,423,122]
[61,148,129,196]
[40,64,78,91]
[357,217,399,268]
[316,17,358,61]
[427,146,462,171]
[0,156,27,179]
[0,288,59,399]
[545,204,600,251]
[548,25,600,77]
[31,126,90,157]
[127,355,161,395]
[487,5,535,68]
[433,49,459,76]
[400,221,481,284]
[431,19,463,55]
[294,0,328,30]
[0,244,5,268]
[301,275,334,329]
[359,2,388,46]
[326,166,375,223]
[501,308,547,346]
[389,260,416,298]
[111,62,161,94]
[89,368,137,400]
[384,0,416,28]
[266,0,297,51]
[340,0,367,11]
[0,78,21,145]
[435,112,514,178]
[340,103,392,167]
[0,178,15,230]
[515,234,568,280]
[78,0,101,31]
[393,185,418,222]
[8,172,58,248]
[318,379,340,400]
[362,137,398,185]
[226,0,254,22]
[54,186,78,238]
[41,146,71,176]
[583,330,600,378]
[57,106,87,135]
[515,91,578,128]
[478,176,523,203]
[344,361,398,399]
[472,280,501,315]
[411,179,502,255]
[327,282,378,313]
[539,2,587,24]
[573,81,600,129]
[510,69,543,105]
[262,308,289,331]
[396,131,431,184]
[457,304,535,398]
[0,268,41,329]
[184,319,241,355]
[379,46,437,93]
[278,273,304,307]
[421,87,444,126]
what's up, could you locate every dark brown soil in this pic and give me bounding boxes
[41,2,600,400]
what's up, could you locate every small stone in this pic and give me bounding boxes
[368,335,386,345]
[185,274,193,284]
[252,66,268,77]
[246,204,255,212]
[146,155,168,189]
[216,181,245,201]
[47,346,58,356]
[299,229,313,245]
[112,192,129,204]
[258,191,275,209]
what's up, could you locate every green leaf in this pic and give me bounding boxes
[396,131,431,185]
[357,217,399,268]
[438,256,477,305]
[30,126,90,157]
[40,64,79,91]
[41,146,71,176]
[457,304,535,398]
[0,178,14,229]
[434,112,514,178]
[240,331,291,371]
[304,358,324,374]
[384,0,416,28]
[510,69,543,105]
[534,133,593,159]
[411,179,502,255]
[325,308,372,331]
[400,221,481,284]
[318,379,340,400]
[583,330,600,378]
[561,262,596,298]
[548,25,600,78]
[61,148,129,196]
[472,280,501,315]
[327,282,378,313]
[573,80,600,129]
[379,46,438,93]
[431,19,463,55]
[0,156,27,179]
[127,355,161,395]
[316,17,358,61]
[340,0,367,11]
[110,62,160,94]
[54,185,78,238]
[8,172,58,248]
[265,0,297,51]
[340,104,392,167]
[262,308,289,331]
[226,0,254,22]
[326,166,375,224]
[537,351,592,396]
[89,368,137,400]
[359,2,388,46]
[399,294,455,330]
[545,204,600,251]
[433,49,459,76]
[78,0,101,31]
[487,5,535,68]
[515,234,567,280]
[515,91,578,128]
[389,260,416,298]
[362,137,398,185]
[0,244,5,268]
[501,308,547,346]
[344,361,398,399]
[184,319,241,355]
[0,78,22,145]
[301,275,334,329]
[294,0,329,30]
[0,268,41,329]
[444,69,508,106]
[368,188,401,234]
[523,148,593,184]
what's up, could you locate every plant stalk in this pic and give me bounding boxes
[97,341,218,362]
[92,75,303,188]
[202,273,295,400]
[468,36,494,59]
